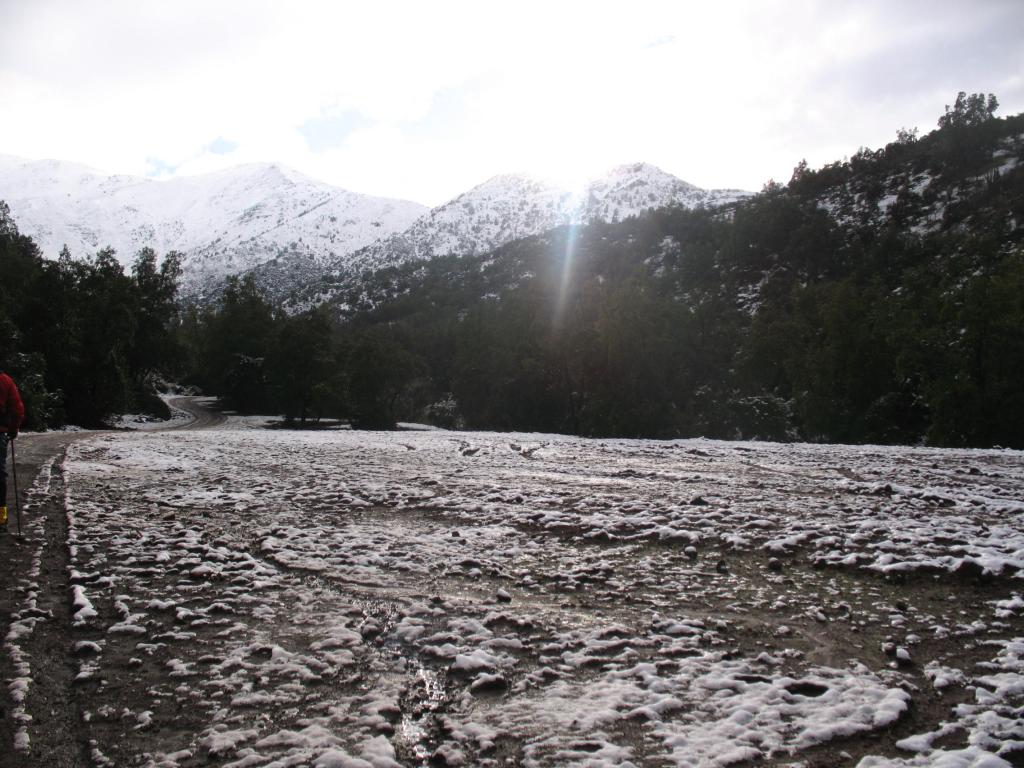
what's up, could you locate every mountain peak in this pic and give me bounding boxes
[605,161,669,176]
[188,161,309,188]
[465,173,560,196]
[603,161,696,187]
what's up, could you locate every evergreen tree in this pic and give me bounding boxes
[270,307,337,424]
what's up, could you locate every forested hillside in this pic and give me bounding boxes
[2,94,1021,447]
[223,93,1018,447]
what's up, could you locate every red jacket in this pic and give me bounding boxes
[0,372,25,431]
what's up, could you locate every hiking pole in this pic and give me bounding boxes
[10,437,21,537]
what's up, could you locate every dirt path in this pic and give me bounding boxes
[165,396,227,430]
[0,399,213,767]
[1,433,92,767]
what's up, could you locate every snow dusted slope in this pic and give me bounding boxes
[0,155,152,256]
[581,162,749,222]
[340,162,750,276]
[343,174,574,275]
[0,154,428,286]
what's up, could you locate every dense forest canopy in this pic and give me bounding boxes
[1,94,1021,447]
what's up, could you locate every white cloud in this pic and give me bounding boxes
[2,0,1022,205]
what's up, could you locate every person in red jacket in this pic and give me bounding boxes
[0,369,25,527]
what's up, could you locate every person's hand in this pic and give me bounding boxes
[7,429,16,440]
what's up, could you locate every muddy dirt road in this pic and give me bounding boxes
[3,404,1024,767]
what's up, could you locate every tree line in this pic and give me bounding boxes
[1,93,1021,447]
[0,202,182,428]
[179,274,423,429]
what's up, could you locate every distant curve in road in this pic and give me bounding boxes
[165,396,228,430]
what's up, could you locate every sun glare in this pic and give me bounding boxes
[553,222,581,330]
[537,157,596,195]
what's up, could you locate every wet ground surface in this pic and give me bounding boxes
[2,401,1024,767]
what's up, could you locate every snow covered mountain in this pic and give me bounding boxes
[0,155,748,301]
[0,154,428,290]
[337,162,750,277]
[580,162,749,221]
[339,174,574,275]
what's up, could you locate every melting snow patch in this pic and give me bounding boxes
[479,656,909,765]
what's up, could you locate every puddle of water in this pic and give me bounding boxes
[398,665,446,765]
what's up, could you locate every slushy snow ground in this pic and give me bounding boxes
[25,415,1024,766]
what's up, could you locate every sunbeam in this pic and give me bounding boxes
[553,222,581,330]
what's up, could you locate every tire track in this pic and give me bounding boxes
[1,453,90,768]
[0,397,221,765]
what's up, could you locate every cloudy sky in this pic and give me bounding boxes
[1,1,1022,206]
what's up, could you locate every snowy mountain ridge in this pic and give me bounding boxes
[0,154,428,290]
[338,162,750,277]
[0,154,750,299]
